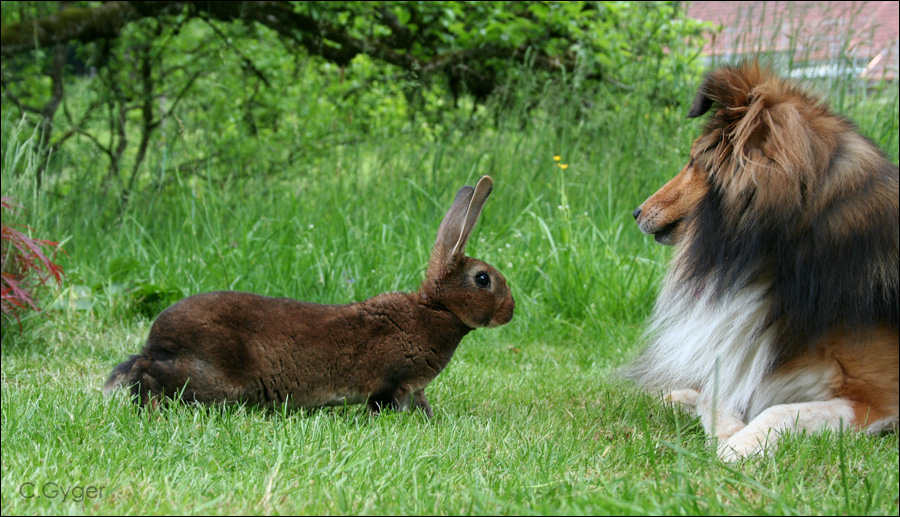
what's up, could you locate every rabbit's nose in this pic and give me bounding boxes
[633,207,642,219]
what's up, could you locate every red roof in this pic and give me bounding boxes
[685,1,899,81]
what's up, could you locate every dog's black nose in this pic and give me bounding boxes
[632,207,642,219]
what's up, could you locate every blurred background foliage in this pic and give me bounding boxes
[1,1,708,199]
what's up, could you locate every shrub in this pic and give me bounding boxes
[1,196,64,323]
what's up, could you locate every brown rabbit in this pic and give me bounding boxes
[103,176,514,417]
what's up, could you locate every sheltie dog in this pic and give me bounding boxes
[628,62,898,460]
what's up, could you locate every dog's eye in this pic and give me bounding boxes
[474,272,491,288]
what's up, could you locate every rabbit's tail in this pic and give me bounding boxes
[102,354,144,396]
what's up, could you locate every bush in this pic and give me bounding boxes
[0,196,64,324]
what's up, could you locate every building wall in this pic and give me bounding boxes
[684,1,899,81]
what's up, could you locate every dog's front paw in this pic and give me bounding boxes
[717,428,770,462]
[665,389,700,408]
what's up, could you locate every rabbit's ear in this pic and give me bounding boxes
[431,176,493,267]
[451,176,493,258]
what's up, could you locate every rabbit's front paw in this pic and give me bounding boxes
[367,389,433,418]
[410,390,433,418]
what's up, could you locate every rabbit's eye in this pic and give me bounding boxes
[474,272,491,288]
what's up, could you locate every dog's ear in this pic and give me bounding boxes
[687,61,763,119]
[687,90,714,118]
[693,61,841,217]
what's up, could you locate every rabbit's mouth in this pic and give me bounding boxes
[486,299,515,328]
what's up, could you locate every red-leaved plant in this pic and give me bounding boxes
[1,196,64,322]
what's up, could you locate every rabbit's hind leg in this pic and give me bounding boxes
[126,355,207,407]
[102,355,142,396]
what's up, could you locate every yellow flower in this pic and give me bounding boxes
[558,163,569,170]
[553,155,561,162]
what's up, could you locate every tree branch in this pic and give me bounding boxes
[200,17,270,88]
[1,2,142,57]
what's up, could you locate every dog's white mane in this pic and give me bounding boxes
[630,275,833,422]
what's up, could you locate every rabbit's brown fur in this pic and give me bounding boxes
[104,177,514,416]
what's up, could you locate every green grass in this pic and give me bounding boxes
[3,322,898,515]
[2,69,899,514]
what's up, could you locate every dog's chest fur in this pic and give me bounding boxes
[628,278,836,421]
